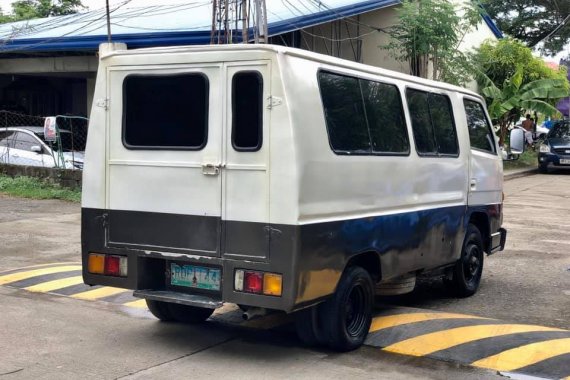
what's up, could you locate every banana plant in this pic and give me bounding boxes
[479,66,569,145]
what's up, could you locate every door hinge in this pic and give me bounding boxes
[96,98,109,110]
[267,95,282,110]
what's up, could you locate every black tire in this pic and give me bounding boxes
[146,299,175,322]
[167,303,214,324]
[445,224,484,297]
[319,266,374,352]
[538,163,548,174]
[295,305,326,347]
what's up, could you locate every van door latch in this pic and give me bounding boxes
[202,163,222,176]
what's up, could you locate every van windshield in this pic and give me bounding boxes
[549,122,570,139]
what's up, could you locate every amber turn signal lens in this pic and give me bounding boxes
[88,253,105,274]
[263,273,282,296]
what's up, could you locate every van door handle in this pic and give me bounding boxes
[202,163,222,176]
[470,179,477,190]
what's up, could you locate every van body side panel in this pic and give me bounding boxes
[81,65,108,210]
[292,205,466,304]
[284,57,469,279]
[81,205,466,311]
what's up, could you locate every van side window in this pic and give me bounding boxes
[361,81,409,154]
[464,99,496,154]
[318,71,371,153]
[318,71,409,155]
[429,93,458,156]
[232,71,263,151]
[406,89,437,155]
[123,74,208,149]
[406,89,458,157]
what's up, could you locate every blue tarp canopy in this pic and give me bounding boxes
[0,0,502,53]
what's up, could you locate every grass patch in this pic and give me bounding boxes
[0,174,81,202]
[503,149,538,171]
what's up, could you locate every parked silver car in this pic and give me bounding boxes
[0,126,84,169]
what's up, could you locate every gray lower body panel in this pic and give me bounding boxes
[82,205,503,312]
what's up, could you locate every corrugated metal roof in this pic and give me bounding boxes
[0,0,501,53]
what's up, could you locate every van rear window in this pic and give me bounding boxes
[232,71,263,151]
[123,74,208,149]
[318,71,409,155]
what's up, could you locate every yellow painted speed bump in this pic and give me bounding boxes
[472,337,570,371]
[367,308,570,379]
[123,299,147,309]
[0,265,81,285]
[0,263,139,309]
[25,276,84,293]
[383,324,564,357]
[72,286,127,300]
[369,312,489,332]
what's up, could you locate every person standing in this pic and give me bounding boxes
[521,114,534,147]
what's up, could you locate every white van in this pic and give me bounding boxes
[82,43,506,351]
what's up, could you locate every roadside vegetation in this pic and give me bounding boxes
[0,174,80,202]
[503,150,538,171]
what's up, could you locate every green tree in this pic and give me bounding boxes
[473,38,568,87]
[12,0,84,19]
[382,0,481,85]
[483,0,570,56]
[480,67,569,144]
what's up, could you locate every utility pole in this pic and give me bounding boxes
[211,0,267,44]
[253,0,267,43]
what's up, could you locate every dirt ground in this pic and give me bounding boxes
[0,194,80,271]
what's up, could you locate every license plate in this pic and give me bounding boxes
[170,263,221,291]
[560,159,570,165]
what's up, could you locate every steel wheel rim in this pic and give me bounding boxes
[463,243,482,283]
[345,284,367,337]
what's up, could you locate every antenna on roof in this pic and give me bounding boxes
[105,0,112,43]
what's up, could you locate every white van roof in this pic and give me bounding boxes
[101,43,482,99]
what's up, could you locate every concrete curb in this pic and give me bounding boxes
[504,167,538,181]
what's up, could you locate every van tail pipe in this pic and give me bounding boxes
[242,307,268,321]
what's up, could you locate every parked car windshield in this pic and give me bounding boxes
[548,121,570,139]
[35,131,76,152]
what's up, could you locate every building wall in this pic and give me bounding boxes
[300,2,498,82]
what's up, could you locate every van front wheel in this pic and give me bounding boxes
[320,266,374,351]
[445,224,484,297]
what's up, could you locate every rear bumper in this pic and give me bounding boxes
[489,228,507,254]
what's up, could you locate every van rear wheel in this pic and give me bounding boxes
[444,224,484,297]
[167,303,214,324]
[320,266,374,352]
[295,305,326,347]
[146,299,175,321]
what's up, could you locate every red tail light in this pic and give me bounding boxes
[104,255,121,276]
[244,271,263,294]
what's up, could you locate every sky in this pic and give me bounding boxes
[0,0,191,14]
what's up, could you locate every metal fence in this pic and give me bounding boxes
[0,111,88,170]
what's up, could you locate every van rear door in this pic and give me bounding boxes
[222,62,271,261]
[106,64,224,257]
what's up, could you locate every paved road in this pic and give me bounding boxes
[0,172,569,379]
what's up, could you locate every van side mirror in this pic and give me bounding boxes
[30,145,42,154]
[509,128,525,155]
